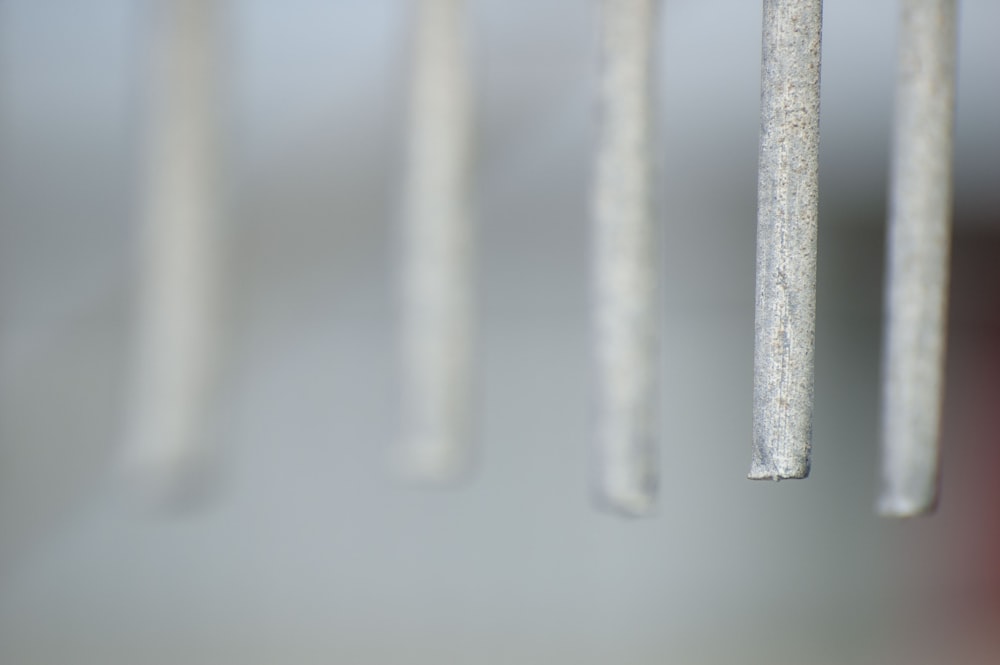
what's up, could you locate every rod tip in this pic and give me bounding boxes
[747,459,810,481]
[390,438,471,487]
[592,477,657,518]
[877,491,939,518]
[119,443,222,514]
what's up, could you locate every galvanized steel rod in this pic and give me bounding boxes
[879,0,958,517]
[592,0,660,515]
[750,0,823,481]
[395,0,475,483]
[123,0,223,507]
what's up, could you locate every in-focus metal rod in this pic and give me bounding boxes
[750,0,823,481]
[879,0,958,517]
[592,0,659,515]
[395,0,474,483]
[123,0,223,507]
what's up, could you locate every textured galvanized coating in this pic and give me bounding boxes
[750,0,823,481]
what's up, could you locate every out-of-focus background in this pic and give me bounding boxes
[0,1,998,663]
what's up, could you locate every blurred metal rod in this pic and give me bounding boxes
[395,0,475,483]
[592,0,660,515]
[879,0,958,517]
[123,0,223,508]
[750,0,823,481]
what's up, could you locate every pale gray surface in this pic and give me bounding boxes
[750,0,823,480]
[879,0,958,517]
[395,0,475,482]
[592,0,659,515]
[123,0,226,509]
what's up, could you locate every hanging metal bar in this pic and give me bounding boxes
[123,0,224,507]
[592,0,660,515]
[879,0,958,517]
[395,0,475,483]
[750,0,823,481]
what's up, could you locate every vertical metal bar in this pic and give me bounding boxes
[879,0,958,517]
[750,0,823,481]
[395,0,474,483]
[592,0,659,515]
[123,0,223,507]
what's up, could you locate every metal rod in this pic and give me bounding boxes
[395,0,475,483]
[879,0,958,517]
[592,0,659,515]
[750,0,823,481]
[123,0,223,507]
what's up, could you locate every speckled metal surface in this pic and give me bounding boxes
[750,0,823,481]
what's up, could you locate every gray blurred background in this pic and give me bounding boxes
[1,1,999,663]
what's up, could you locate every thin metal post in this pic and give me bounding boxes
[123,0,223,507]
[395,0,475,483]
[879,0,958,517]
[592,0,659,515]
[750,0,823,481]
